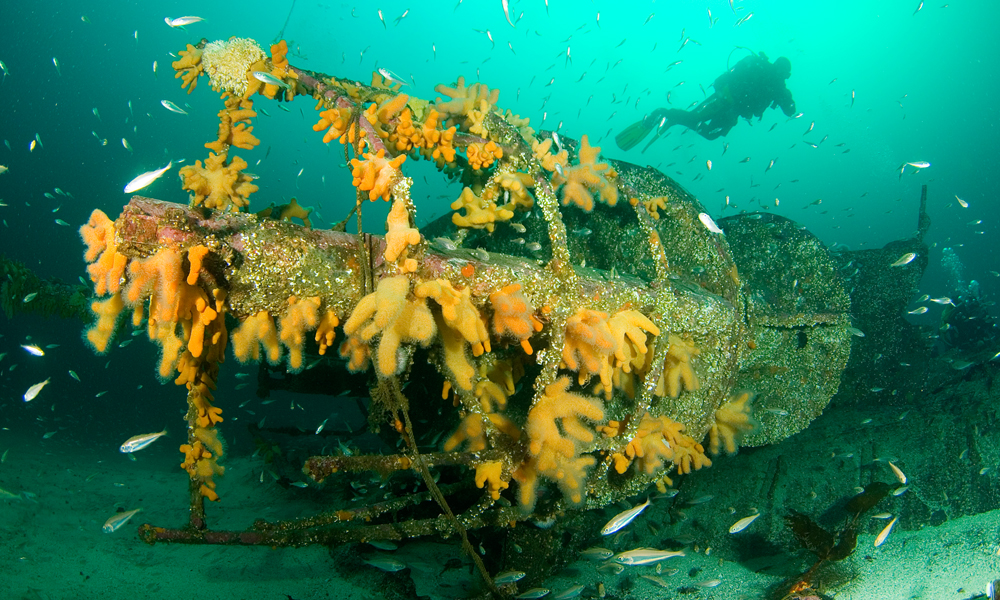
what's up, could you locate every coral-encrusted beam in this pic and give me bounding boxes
[112,196,661,321]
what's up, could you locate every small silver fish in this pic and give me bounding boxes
[699,212,724,234]
[495,570,526,584]
[24,378,51,402]
[874,516,897,547]
[887,461,907,484]
[52,57,61,75]
[890,252,916,267]
[929,297,953,305]
[580,547,613,560]
[21,344,44,356]
[364,555,407,572]
[602,498,651,535]
[69,370,81,382]
[22,292,38,303]
[954,195,969,208]
[103,508,142,533]
[432,237,457,251]
[613,547,685,566]
[252,71,289,89]
[905,161,930,169]
[515,588,551,599]
[124,161,172,193]
[120,430,167,453]
[160,100,188,115]
[377,67,408,87]
[907,306,928,315]
[165,16,204,27]
[728,513,760,533]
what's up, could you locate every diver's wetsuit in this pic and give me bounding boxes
[617,52,796,148]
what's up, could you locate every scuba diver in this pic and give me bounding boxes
[616,51,796,151]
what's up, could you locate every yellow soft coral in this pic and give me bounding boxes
[416,109,458,166]
[451,187,513,232]
[179,151,259,211]
[79,209,127,297]
[562,308,616,390]
[489,283,543,354]
[314,310,340,356]
[497,172,535,210]
[655,334,700,398]
[466,140,503,171]
[384,199,420,272]
[433,76,500,130]
[550,135,618,211]
[85,293,125,353]
[180,440,225,502]
[644,196,668,220]
[444,413,487,452]
[270,39,289,70]
[531,138,568,174]
[206,95,259,153]
[314,105,353,144]
[609,412,711,479]
[341,276,436,378]
[475,461,509,500]
[415,279,491,391]
[520,377,604,507]
[377,93,410,124]
[172,43,204,94]
[231,311,281,363]
[279,296,321,371]
[350,148,407,202]
[709,391,755,455]
[608,310,660,374]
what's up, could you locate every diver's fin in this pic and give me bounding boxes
[615,119,655,151]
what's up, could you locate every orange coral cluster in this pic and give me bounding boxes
[350,147,407,202]
[606,412,712,488]
[550,135,619,212]
[179,152,259,211]
[279,296,321,371]
[313,104,355,144]
[466,141,503,171]
[561,308,659,399]
[206,95,260,153]
[516,377,605,510]
[451,187,513,232]
[415,279,491,391]
[433,76,500,131]
[708,391,755,455]
[172,43,204,93]
[655,334,701,398]
[340,275,436,378]
[231,311,281,363]
[489,284,543,354]
[385,199,421,272]
[79,212,129,352]
[80,226,229,502]
[181,435,225,502]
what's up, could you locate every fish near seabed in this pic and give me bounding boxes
[120,430,168,453]
[103,508,142,533]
